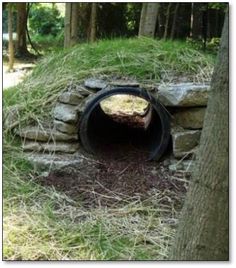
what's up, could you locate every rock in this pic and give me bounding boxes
[3,105,21,130]
[73,86,93,96]
[84,78,107,90]
[54,103,78,123]
[59,92,83,105]
[54,120,77,134]
[18,126,78,142]
[109,80,139,87]
[157,83,210,107]
[173,107,206,129]
[23,141,79,153]
[172,129,201,158]
[25,152,84,171]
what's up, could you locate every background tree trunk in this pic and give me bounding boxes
[138,3,147,36]
[90,3,97,42]
[170,3,179,40]
[64,3,71,48]
[191,3,205,39]
[16,3,29,56]
[8,3,14,71]
[163,3,172,40]
[138,3,159,37]
[168,12,229,261]
[70,3,79,46]
[64,3,79,48]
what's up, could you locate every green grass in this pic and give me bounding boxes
[3,37,213,260]
[3,150,175,260]
[3,37,215,126]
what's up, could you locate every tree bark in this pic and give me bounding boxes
[64,3,71,48]
[64,3,79,48]
[163,3,172,40]
[16,3,29,57]
[170,3,179,40]
[138,3,147,36]
[90,3,97,42]
[168,12,229,260]
[8,3,14,71]
[70,3,79,46]
[138,3,159,37]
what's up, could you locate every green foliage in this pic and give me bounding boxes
[29,4,63,36]
[207,37,221,52]
[125,3,142,35]
[186,37,221,54]
[208,2,228,11]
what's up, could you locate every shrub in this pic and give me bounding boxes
[29,5,63,36]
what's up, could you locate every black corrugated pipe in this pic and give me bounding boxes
[79,87,170,161]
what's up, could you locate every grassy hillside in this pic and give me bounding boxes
[4,37,215,124]
[3,38,215,260]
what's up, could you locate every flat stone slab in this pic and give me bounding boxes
[59,92,83,105]
[18,126,78,142]
[173,107,206,129]
[84,78,107,90]
[54,120,78,134]
[109,80,139,87]
[54,103,78,123]
[157,83,210,107]
[23,141,79,153]
[25,152,85,171]
[70,85,94,97]
[172,129,201,158]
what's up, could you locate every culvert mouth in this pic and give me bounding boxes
[79,87,170,161]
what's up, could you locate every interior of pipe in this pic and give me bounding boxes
[83,94,164,160]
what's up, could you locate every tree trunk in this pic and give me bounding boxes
[138,3,147,36]
[168,12,229,261]
[16,3,29,57]
[170,3,179,40]
[64,3,71,48]
[202,4,209,50]
[191,3,204,39]
[138,3,159,37]
[163,3,172,40]
[70,3,79,46]
[8,3,14,71]
[90,3,97,42]
[64,3,79,48]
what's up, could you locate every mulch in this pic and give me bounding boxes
[36,154,188,208]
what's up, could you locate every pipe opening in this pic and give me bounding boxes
[79,87,170,161]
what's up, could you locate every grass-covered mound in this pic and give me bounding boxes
[3,38,215,260]
[4,37,215,124]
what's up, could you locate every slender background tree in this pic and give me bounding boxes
[7,3,14,71]
[90,3,97,42]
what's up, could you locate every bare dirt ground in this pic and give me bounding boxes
[3,62,35,90]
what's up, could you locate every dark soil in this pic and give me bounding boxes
[36,156,189,208]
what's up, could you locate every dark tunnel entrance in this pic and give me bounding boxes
[79,87,171,161]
